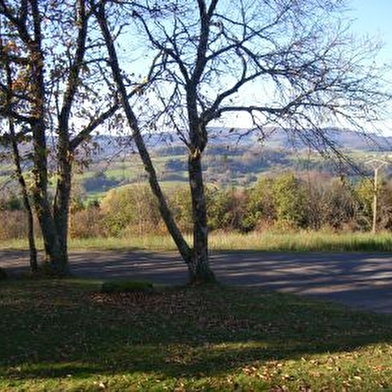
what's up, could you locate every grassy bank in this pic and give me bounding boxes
[1,231,391,253]
[75,231,392,252]
[1,279,392,391]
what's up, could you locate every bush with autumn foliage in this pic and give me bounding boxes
[0,172,388,240]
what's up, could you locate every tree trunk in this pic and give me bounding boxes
[30,111,64,273]
[10,128,38,273]
[28,3,67,276]
[97,3,216,284]
[48,0,88,275]
[96,4,193,272]
[25,202,38,273]
[52,119,73,275]
[53,156,71,275]
[5,53,38,273]
[188,150,216,284]
[30,74,64,274]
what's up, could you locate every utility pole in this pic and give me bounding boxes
[365,159,388,234]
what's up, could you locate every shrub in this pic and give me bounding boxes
[69,206,106,239]
[207,187,248,232]
[100,185,162,237]
[321,178,360,230]
[243,177,275,231]
[271,173,307,228]
[0,210,29,240]
[167,186,193,232]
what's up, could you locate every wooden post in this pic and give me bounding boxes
[372,167,378,234]
[366,160,388,234]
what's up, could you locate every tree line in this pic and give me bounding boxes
[69,172,392,235]
[0,172,389,241]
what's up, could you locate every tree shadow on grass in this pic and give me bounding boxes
[1,280,392,383]
[3,249,392,314]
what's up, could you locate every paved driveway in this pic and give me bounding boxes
[1,250,392,314]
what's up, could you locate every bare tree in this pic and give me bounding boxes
[0,0,120,274]
[94,0,391,283]
[94,1,198,280]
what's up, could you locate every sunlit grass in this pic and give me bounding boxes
[207,230,392,252]
[0,238,41,251]
[70,235,184,251]
[1,231,392,252]
[68,230,392,252]
[1,279,392,391]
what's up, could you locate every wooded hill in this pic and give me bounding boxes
[71,127,392,198]
[0,127,391,201]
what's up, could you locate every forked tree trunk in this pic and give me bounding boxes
[2,0,91,276]
[52,0,88,272]
[28,1,69,276]
[29,75,66,274]
[96,4,216,284]
[30,71,66,274]
[31,119,70,276]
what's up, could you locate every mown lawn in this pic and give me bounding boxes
[1,279,392,391]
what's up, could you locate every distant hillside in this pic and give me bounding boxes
[207,127,392,152]
[93,127,392,157]
[65,127,392,197]
[1,127,390,200]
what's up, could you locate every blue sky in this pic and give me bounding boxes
[348,1,392,134]
[349,0,392,63]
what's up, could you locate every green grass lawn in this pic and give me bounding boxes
[1,279,392,391]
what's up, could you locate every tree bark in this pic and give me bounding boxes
[29,0,64,275]
[1,0,105,276]
[52,148,72,274]
[96,2,218,284]
[96,4,218,283]
[188,150,216,284]
[10,123,38,273]
[5,47,38,273]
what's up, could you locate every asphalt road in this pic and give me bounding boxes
[1,249,392,314]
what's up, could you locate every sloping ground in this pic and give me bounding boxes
[1,279,392,391]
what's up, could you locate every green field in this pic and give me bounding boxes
[1,279,392,391]
[69,144,387,200]
[0,142,387,204]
